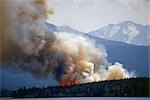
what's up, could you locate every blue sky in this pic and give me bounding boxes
[48,0,149,32]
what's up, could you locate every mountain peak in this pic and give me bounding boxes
[118,21,136,25]
[88,21,150,46]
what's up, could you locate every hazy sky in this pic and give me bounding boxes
[48,0,149,32]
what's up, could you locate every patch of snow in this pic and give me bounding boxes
[108,25,120,38]
[123,24,140,43]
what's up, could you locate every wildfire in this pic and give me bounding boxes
[59,80,80,87]
[0,0,134,86]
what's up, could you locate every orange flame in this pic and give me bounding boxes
[59,80,80,87]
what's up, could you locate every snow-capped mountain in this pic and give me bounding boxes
[47,21,150,46]
[88,21,150,46]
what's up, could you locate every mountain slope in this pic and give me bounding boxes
[85,34,149,77]
[88,21,150,46]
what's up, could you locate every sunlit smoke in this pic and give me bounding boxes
[0,0,135,85]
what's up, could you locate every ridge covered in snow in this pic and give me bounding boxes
[88,21,150,46]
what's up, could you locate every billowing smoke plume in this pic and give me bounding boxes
[0,0,135,85]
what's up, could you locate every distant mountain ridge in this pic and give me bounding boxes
[47,21,150,46]
[47,23,84,35]
[88,21,150,46]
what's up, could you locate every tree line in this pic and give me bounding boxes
[0,78,149,98]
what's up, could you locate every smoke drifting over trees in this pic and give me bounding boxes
[0,0,135,85]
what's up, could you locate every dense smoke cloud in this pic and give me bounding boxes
[0,0,135,85]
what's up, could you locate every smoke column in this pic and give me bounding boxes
[0,0,135,85]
